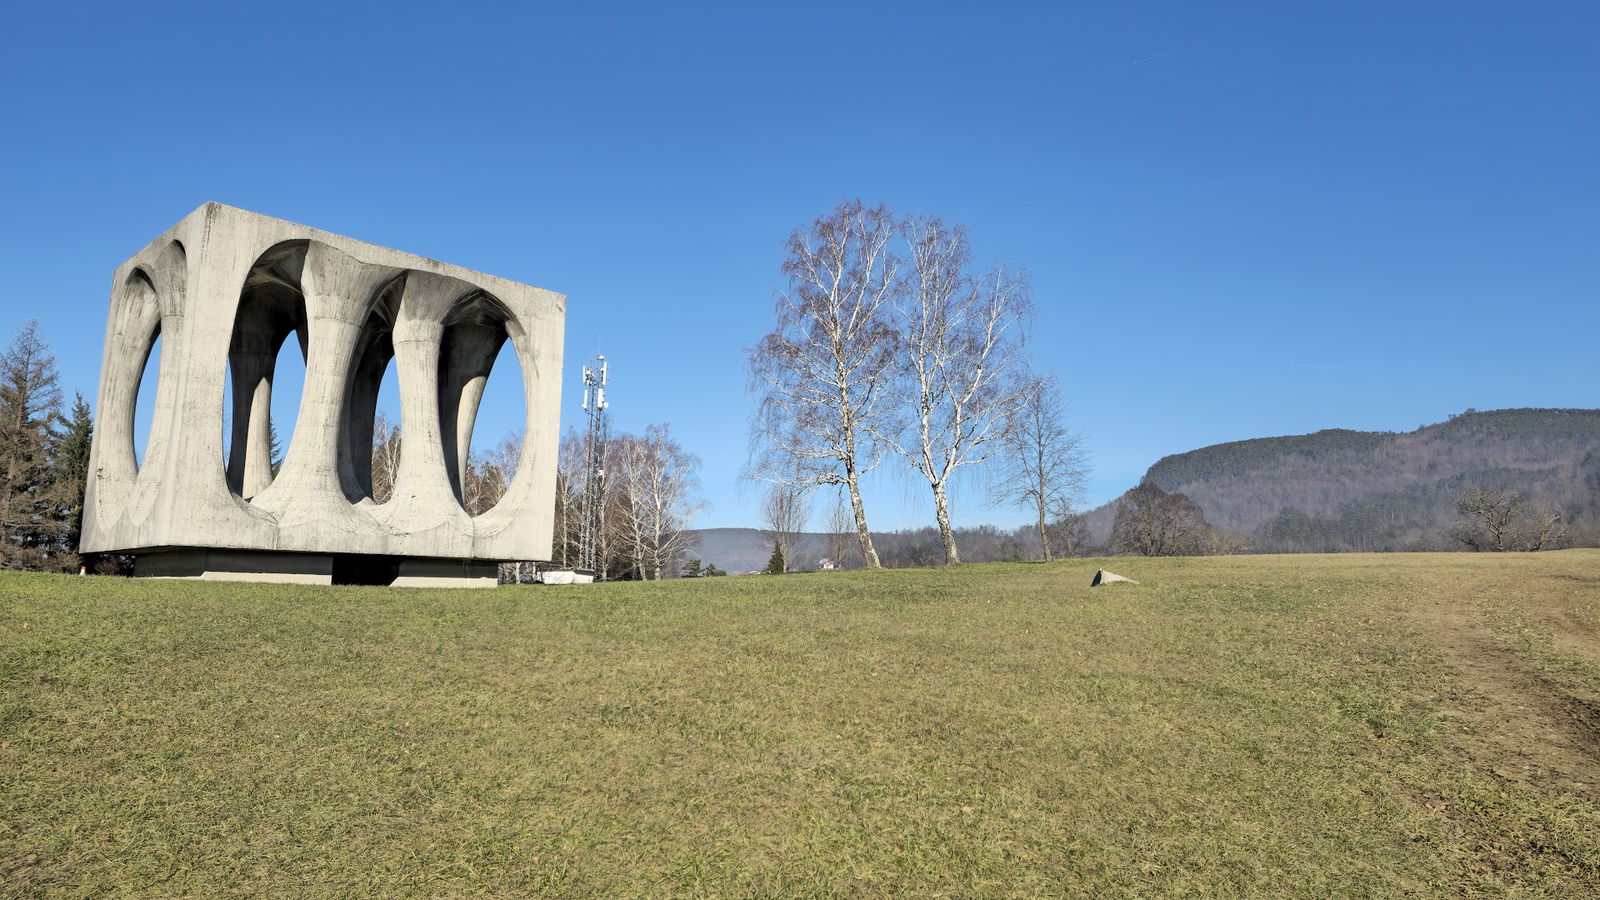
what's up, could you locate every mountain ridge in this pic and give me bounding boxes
[1085,408,1600,552]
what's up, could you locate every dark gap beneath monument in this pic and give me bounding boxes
[331,554,402,586]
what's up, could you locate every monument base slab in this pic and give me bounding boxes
[133,549,499,588]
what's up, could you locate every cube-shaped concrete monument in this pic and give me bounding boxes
[82,203,565,586]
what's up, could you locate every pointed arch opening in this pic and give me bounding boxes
[109,267,166,477]
[225,240,308,500]
[439,291,524,515]
[338,274,404,504]
[468,339,528,515]
[133,326,161,470]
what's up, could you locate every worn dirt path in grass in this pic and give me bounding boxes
[1402,564,1600,799]
[1532,573,1600,660]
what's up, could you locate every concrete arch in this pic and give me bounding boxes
[338,273,405,503]
[439,291,513,510]
[470,325,549,539]
[225,241,309,499]
[107,268,164,477]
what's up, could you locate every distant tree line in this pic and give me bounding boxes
[544,422,706,581]
[866,520,1093,568]
[746,200,1089,567]
[680,558,727,578]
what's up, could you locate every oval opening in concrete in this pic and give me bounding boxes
[465,338,527,516]
[132,329,161,470]
[224,240,309,500]
[438,292,520,516]
[268,335,305,482]
[337,274,402,505]
[367,364,401,504]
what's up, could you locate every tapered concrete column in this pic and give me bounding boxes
[440,321,507,504]
[252,244,400,525]
[225,352,274,497]
[338,320,395,502]
[247,318,362,518]
[369,272,474,548]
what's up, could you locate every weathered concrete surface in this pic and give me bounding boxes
[83,203,565,577]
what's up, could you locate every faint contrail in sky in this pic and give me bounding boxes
[1130,50,1175,65]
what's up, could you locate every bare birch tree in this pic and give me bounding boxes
[613,424,705,580]
[759,481,812,573]
[476,430,531,581]
[553,428,585,568]
[482,431,522,488]
[370,410,403,504]
[748,200,900,568]
[990,377,1088,561]
[892,216,1035,564]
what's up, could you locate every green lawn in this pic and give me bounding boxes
[3,552,1599,896]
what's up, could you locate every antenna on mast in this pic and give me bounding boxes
[578,354,609,578]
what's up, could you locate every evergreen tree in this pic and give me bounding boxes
[0,321,69,569]
[268,419,283,477]
[765,540,785,575]
[58,392,93,556]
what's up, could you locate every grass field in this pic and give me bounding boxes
[3,552,1599,896]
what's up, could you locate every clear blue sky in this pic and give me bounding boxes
[3,1,1596,531]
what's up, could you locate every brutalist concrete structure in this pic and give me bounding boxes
[82,203,565,586]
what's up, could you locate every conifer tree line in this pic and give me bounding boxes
[747,200,1090,567]
[0,321,95,571]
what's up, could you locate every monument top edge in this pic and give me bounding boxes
[121,201,564,304]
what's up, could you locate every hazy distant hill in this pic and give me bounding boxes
[1084,408,1600,552]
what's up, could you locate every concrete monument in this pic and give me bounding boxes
[82,203,565,586]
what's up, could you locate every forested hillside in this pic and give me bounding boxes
[1086,409,1600,552]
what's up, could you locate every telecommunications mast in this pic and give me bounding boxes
[578,355,609,577]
